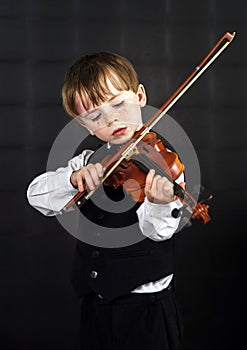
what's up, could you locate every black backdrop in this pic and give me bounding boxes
[1,0,246,349]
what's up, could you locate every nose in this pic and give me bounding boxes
[105,111,119,126]
[106,118,118,126]
[102,105,119,127]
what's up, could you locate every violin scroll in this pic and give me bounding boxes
[192,203,210,224]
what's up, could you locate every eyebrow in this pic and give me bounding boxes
[108,93,122,102]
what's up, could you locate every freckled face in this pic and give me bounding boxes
[74,80,147,144]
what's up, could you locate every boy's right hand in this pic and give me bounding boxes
[70,163,104,192]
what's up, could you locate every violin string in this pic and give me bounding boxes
[132,154,189,202]
[144,38,234,134]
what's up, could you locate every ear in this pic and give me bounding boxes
[136,84,147,107]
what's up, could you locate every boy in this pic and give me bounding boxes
[27,52,184,349]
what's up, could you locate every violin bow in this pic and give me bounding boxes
[60,31,236,214]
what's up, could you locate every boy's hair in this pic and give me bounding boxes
[62,52,139,118]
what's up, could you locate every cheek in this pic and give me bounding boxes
[122,105,142,124]
[93,128,110,141]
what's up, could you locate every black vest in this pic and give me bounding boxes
[70,134,179,301]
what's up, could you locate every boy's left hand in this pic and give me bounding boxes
[144,169,181,204]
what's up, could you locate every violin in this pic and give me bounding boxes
[102,131,211,224]
[103,131,185,203]
[60,31,236,224]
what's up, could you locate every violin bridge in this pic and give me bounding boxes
[122,145,139,161]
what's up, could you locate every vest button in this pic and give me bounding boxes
[90,270,98,279]
[93,231,101,237]
[97,212,104,220]
[92,250,100,257]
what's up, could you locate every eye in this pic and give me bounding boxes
[113,100,124,108]
[91,113,102,122]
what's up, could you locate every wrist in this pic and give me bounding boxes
[70,171,78,189]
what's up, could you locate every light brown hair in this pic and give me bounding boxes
[62,52,139,117]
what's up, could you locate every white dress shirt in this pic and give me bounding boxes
[27,149,184,293]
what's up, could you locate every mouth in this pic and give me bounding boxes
[112,127,127,136]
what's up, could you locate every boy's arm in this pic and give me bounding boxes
[27,150,94,216]
[136,173,184,241]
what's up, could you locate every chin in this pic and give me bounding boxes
[111,133,134,145]
[110,138,129,145]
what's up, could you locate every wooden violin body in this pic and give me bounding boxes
[103,131,210,224]
[103,132,184,202]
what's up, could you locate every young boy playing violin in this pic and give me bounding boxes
[27,52,185,350]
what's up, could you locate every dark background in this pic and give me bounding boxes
[1,0,246,349]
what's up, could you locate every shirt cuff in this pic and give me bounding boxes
[42,170,77,195]
[141,197,183,218]
[136,197,183,241]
